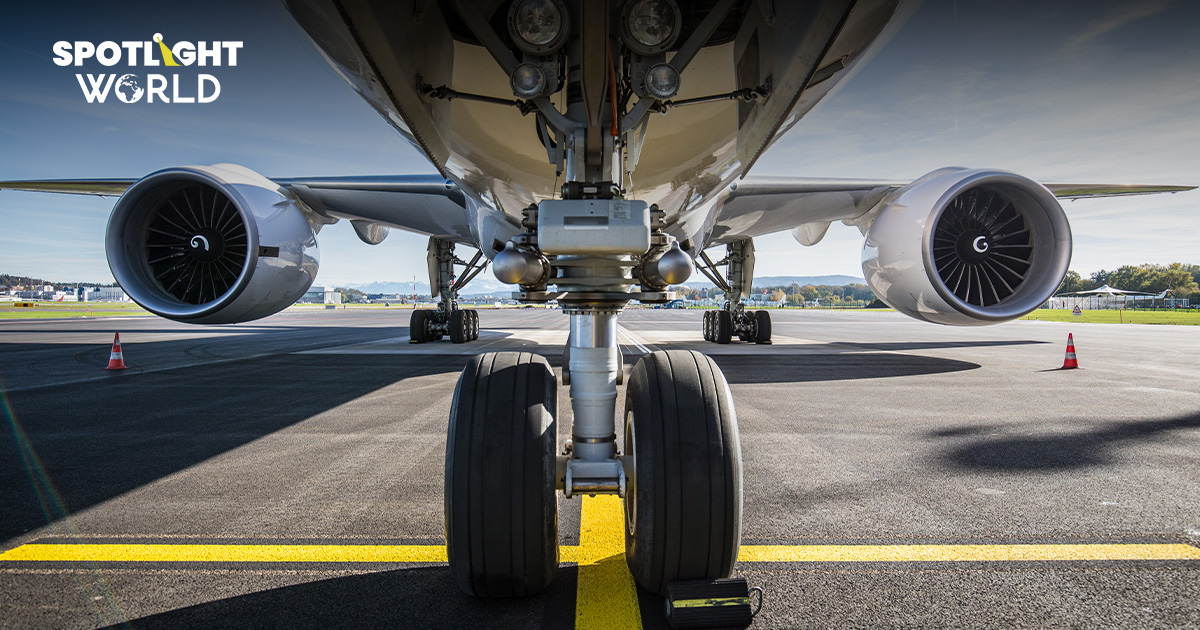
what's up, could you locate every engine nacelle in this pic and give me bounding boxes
[106,164,321,324]
[861,168,1071,325]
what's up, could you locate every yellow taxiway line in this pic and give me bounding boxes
[2,496,1198,630]
[0,543,449,563]
[573,495,643,630]
[738,543,1200,563]
[4,539,1197,565]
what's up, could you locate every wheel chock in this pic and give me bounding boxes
[665,578,763,628]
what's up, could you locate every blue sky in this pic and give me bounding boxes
[1,0,1197,286]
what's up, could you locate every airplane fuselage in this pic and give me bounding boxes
[285,0,913,251]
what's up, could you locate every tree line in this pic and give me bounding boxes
[674,283,877,306]
[0,274,118,289]
[1058,263,1200,299]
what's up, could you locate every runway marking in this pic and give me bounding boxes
[3,514,1198,630]
[0,544,448,563]
[573,495,642,630]
[6,541,1197,565]
[4,535,1195,564]
[617,326,656,355]
[737,543,1200,563]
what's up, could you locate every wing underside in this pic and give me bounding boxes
[0,175,481,243]
[4,175,1192,249]
[697,178,1196,245]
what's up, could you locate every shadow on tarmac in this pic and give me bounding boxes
[0,353,467,543]
[939,412,1200,471]
[711,353,979,384]
[102,566,581,630]
[836,340,1048,352]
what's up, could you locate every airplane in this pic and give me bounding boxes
[2,0,1193,599]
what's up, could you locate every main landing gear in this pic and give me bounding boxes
[695,239,772,345]
[703,306,771,344]
[409,306,479,343]
[409,237,488,344]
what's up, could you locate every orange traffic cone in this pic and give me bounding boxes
[1061,333,1078,369]
[105,333,127,370]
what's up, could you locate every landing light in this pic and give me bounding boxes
[508,0,568,55]
[622,0,681,55]
[644,63,679,99]
[511,63,547,98]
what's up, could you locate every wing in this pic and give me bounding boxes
[0,179,134,196]
[0,174,480,243]
[700,177,1197,246]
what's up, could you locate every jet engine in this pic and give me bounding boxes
[861,168,1071,325]
[105,164,321,324]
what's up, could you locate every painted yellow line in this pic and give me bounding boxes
[0,544,447,563]
[3,542,1198,565]
[574,495,642,630]
[737,543,1200,563]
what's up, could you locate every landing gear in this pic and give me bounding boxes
[695,239,772,344]
[702,306,771,344]
[444,352,559,597]
[409,238,488,343]
[436,1,746,597]
[408,305,479,343]
[715,310,733,344]
[624,350,742,594]
[449,309,479,343]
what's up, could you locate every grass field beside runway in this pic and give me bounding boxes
[1022,309,1200,325]
[0,302,150,319]
[4,302,1197,328]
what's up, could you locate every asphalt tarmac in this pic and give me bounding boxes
[1,307,1197,629]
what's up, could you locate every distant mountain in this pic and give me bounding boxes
[343,278,514,297]
[342,281,430,295]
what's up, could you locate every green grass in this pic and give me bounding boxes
[1021,309,1200,325]
[0,302,150,319]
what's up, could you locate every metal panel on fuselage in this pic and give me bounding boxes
[286,0,908,248]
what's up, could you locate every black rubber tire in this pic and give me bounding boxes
[702,311,712,342]
[715,311,733,345]
[623,350,742,595]
[409,309,428,343]
[753,310,772,344]
[450,310,468,344]
[469,310,480,341]
[446,352,559,598]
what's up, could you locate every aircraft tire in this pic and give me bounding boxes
[715,311,733,344]
[450,310,468,344]
[754,310,772,344]
[702,311,712,341]
[445,352,559,597]
[623,350,742,595]
[468,310,480,340]
[409,309,428,343]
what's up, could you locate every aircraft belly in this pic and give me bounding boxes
[286,0,912,235]
[443,43,559,222]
